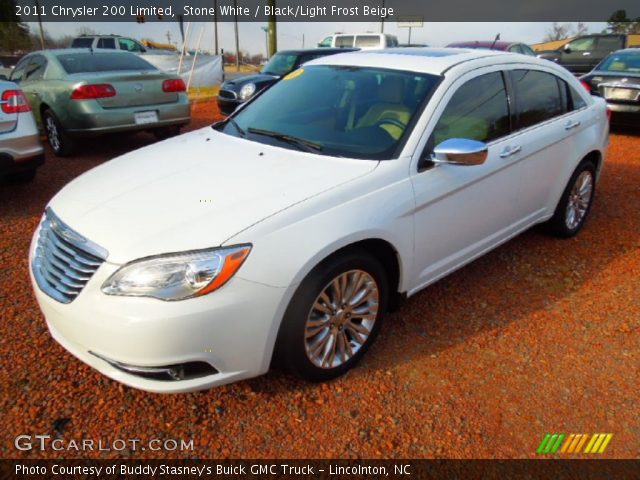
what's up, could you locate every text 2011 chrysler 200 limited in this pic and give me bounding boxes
[30,49,608,392]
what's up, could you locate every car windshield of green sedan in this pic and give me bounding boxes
[596,50,640,73]
[57,52,157,74]
[220,65,440,159]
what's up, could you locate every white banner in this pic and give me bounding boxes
[143,54,224,88]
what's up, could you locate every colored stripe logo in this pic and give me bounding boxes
[537,433,613,454]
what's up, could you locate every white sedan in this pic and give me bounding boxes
[30,49,609,392]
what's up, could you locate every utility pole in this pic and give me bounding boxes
[233,0,240,70]
[166,31,172,44]
[261,26,269,58]
[380,0,385,33]
[267,0,277,56]
[213,0,219,54]
[34,0,45,49]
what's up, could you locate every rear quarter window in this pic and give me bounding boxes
[56,52,156,74]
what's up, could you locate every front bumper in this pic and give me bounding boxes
[29,238,291,393]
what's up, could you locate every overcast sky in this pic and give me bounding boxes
[28,22,607,54]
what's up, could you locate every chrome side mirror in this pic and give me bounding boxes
[432,138,488,166]
[563,44,572,54]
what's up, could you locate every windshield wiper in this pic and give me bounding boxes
[247,128,323,153]
[226,117,246,138]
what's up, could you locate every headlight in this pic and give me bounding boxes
[101,245,251,301]
[238,83,256,100]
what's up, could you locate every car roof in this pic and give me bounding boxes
[277,48,358,55]
[30,48,136,57]
[447,41,518,50]
[306,47,543,75]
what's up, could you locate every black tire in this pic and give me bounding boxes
[273,250,388,382]
[43,109,74,157]
[545,160,596,238]
[153,126,181,140]
[5,168,36,184]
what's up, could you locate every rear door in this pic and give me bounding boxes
[593,36,626,66]
[505,68,591,218]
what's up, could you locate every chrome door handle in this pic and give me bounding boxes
[499,145,522,158]
[582,52,591,56]
[565,120,581,130]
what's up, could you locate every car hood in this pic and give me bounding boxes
[48,127,378,264]
[223,73,279,90]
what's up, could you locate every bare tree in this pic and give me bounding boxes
[544,22,590,42]
[77,26,98,36]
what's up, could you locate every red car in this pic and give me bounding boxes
[447,41,536,56]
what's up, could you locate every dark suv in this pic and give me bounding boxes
[537,34,638,74]
[217,48,357,115]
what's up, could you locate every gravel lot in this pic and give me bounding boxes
[1,101,638,459]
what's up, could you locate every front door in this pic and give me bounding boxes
[409,69,525,291]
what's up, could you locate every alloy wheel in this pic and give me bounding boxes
[45,116,61,152]
[304,269,379,369]
[565,170,593,230]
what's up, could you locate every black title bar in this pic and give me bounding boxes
[6,0,640,22]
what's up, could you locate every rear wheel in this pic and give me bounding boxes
[545,160,596,238]
[43,110,74,157]
[274,251,388,382]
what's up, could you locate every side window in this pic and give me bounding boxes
[335,36,354,48]
[24,55,47,81]
[566,37,595,52]
[9,58,30,82]
[520,45,536,56]
[596,36,624,52]
[71,38,93,48]
[430,72,510,147]
[118,38,142,52]
[97,38,116,49]
[511,70,565,129]
[318,36,332,47]
[509,45,523,54]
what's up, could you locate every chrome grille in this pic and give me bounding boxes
[33,208,108,304]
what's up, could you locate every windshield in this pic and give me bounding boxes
[260,53,298,76]
[597,51,640,73]
[220,65,440,160]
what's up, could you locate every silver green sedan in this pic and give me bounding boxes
[9,49,191,156]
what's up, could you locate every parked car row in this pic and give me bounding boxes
[30,47,610,392]
[1,49,191,162]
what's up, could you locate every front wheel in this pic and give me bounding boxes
[545,160,596,238]
[273,251,388,382]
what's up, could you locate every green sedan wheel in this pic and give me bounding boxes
[43,110,74,157]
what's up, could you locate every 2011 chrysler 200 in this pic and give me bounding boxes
[29,49,609,393]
